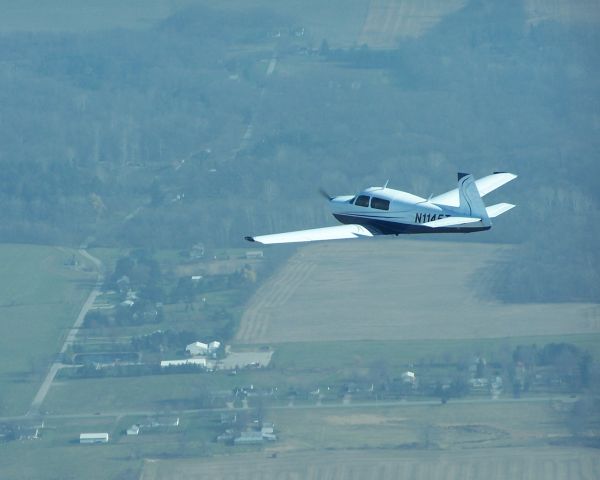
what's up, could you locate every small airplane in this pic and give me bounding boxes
[245,172,517,244]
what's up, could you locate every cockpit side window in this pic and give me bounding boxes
[371,197,390,210]
[355,195,370,207]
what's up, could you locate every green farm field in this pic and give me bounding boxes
[270,334,600,371]
[5,393,595,480]
[0,0,370,47]
[138,398,600,480]
[43,373,220,415]
[236,239,600,344]
[0,412,221,480]
[0,244,96,415]
[142,447,600,480]
[266,400,582,451]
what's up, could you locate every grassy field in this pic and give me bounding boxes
[3,392,597,480]
[0,0,187,32]
[141,398,600,479]
[270,333,600,371]
[267,400,576,450]
[0,244,96,415]
[0,0,370,47]
[524,0,600,25]
[141,446,600,480]
[44,366,332,415]
[236,239,600,343]
[44,374,219,414]
[0,413,221,480]
[358,0,466,46]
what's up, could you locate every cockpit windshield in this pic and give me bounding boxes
[354,195,370,207]
[371,197,390,210]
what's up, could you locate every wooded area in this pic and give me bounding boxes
[0,2,598,302]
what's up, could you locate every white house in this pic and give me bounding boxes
[401,371,416,384]
[186,341,208,356]
[80,433,109,444]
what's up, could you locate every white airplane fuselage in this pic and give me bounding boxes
[245,172,516,244]
[329,187,489,234]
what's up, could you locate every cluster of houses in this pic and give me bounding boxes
[79,416,181,444]
[159,339,222,369]
[233,424,276,445]
[467,356,503,397]
[124,416,180,438]
[0,419,45,442]
[216,415,277,445]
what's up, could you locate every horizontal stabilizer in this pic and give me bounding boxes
[245,224,375,244]
[431,172,517,207]
[423,216,482,228]
[486,203,516,218]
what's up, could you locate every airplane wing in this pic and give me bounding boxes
[486,202,515,218]
[423,216,482,228]
[430,172,517,207]
[245,224,375,244]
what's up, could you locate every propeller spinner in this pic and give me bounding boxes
[318,188,333,201]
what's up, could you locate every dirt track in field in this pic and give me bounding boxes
[357,0,600,49]
[358,0,465,47]
[524,0,600,25]
[236,239,600,344]
[141,446,600,480]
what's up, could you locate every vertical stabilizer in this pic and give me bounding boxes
[457,173,490,225]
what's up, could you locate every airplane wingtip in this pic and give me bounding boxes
[244,236,255,243]
[493,171,517,179]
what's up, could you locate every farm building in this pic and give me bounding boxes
[190,242,205,259]
[160,358,207,368]
[18,426,40,440]
[80,433,109,444]
[186,341,208,356]
[126,425,140,436]
[220,413,237,425]
[261,422,275,435]
[216,429,235,443]
[261,422,277,441]
[208,341,221,354]
[234,430,264,445]
[141,416,180,429]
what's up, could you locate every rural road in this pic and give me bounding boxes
[12,393,577,423]
[26,249,104,417]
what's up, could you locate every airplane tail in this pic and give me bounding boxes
[424,172,516,229]
[457,172,491,226]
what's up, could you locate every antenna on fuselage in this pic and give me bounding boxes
[383,179,390,189]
